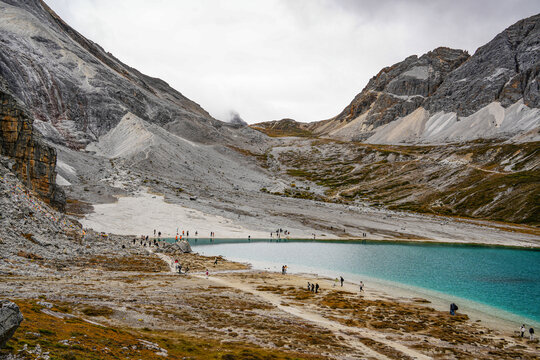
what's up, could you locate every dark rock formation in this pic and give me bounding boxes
[427,14,540,116]
[333,47,469,130]
[0,80,65,210]
[0,300,23,348]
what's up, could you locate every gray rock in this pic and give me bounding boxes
[156,241,192,254]
[0,300,24,348]
[426,13,540,116]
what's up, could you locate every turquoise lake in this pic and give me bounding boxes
[185,239,540,325]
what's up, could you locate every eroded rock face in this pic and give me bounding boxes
[0,300,23,348]
[0,82,65,210]
[332,47,470,132]
[426,13,540,116]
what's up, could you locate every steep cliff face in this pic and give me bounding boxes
[426,13,540,115]
[0,0,258,149]
[331,47,469,132]
[0,81,65,210]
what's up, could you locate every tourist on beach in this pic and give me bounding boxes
[178,264,182,274]
[214,257,218,266]
[450,303,458,315]
[154,229,156,236]
[158,231,161,238]
[359,281,364,292]
[315,283,319,293]
[340,276,344,287]
[521,324,526,337]
[307,282,310,290]
[311,283,315,292]
[530,327,534,340]
[206,269,209,278]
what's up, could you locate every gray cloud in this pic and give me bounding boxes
[45,0,539,123]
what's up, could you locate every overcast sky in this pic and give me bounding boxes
[46,0,539,124]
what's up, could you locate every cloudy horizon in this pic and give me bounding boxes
[46,0,539,124]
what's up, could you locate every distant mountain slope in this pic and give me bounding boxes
[0,0,258,148]
[252,14,540,144]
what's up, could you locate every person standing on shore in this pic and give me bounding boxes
[206,269,209,278]
[450,303,458,315]
[315,283,319,293]
[307,282,310,290]
[529,327,534,340]
[520,324,526,337]
[340,276,344,287]
[359,281,364,292]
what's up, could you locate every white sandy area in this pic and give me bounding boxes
[81,190,269,238]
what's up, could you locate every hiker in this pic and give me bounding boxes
[520,324,526,337]
[530,327,534,340]
[315,283,319,293]
[450,303,458,315]
[340,276,344,287]
[307,282,311,290]
[311,283,315,292]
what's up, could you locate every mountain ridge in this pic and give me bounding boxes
[252,14,540,144]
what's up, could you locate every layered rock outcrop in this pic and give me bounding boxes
[0,300,23,348]
[0,81,65,210]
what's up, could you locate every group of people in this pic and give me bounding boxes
[271,229,290,239]
[307,282,320,293]
[134,235,159,248]
[520,324,535,340]
[174,259,189,274]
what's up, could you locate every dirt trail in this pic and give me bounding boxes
[208,276,432,360]
[156,251,430,359]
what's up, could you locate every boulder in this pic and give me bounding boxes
[0,300,24,348]
[156,240,192,254]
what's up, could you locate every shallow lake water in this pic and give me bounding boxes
[185,239,540,325]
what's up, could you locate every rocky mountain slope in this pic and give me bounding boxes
[0,0,262,149]
[253,14,540,144]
